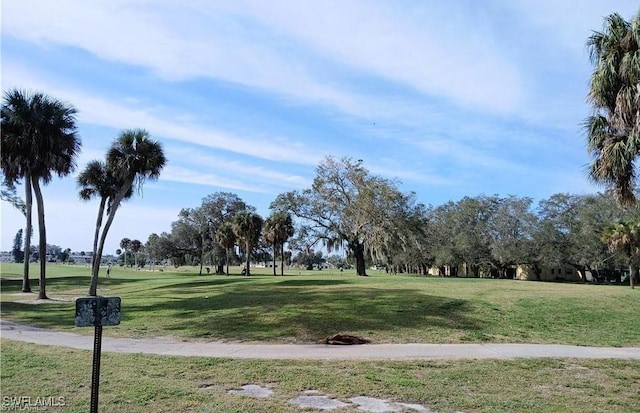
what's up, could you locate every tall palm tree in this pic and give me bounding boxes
[89,129,166,296]
[130,239,142,268]
[120,238,132,267]
[216,221,236,275]
[1,89,81,298]
[78,160,133,275]
[232,211,264,276]
[264,212,295,276]
[602,220,639,289]
[585,11,640,205]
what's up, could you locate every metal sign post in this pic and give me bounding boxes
[75,297,121,413]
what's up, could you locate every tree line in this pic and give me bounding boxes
[143,156,640,288]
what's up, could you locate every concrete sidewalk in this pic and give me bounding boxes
[2,319,639,360]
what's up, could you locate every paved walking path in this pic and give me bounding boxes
[2,320,639,360]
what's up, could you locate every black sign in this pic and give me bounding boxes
[75,297,121,327]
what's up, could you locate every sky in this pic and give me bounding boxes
[1,0,638,255]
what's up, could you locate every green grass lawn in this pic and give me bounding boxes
[1,262,638,346]
[2,340,639,413]
[2,263,640,412]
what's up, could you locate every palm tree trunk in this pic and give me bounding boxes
[22,176,33,293]
[199,239,204,275]
[225,248,229,275]
[273,243,277,276]
[280,244,285,276]
[31,178,48,299]
[245,241,250,276]
[91,198,107,276]
[90,181,133,296]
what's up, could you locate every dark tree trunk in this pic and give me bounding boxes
[22,176,32,293]
[90,180,133,296]
[352,242,367,276]
[245,241,251,276]
[32,178,48,300]
[280,244,285,276]
[533,265,542,281]
[273,243,277,276]
[91,197,107,276]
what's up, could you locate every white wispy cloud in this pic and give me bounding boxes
[3,0,525,118]
[1,61,322,165]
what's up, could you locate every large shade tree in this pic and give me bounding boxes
[199,192,252,274]
[1,89,81,298]
[272,157,412,276]
[88,129,166,296]
[585,11,640,205]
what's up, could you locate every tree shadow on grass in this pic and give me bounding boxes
[1,276,147,292]
[148,277,257,293]
[275,279,353,287]
[1,301,76,330]
[121,285,485,343]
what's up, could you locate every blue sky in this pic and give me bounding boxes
[1,0,637,254]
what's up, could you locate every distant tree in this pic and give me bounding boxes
[216,221,236,275]
[263,211,294,276]
[272,157,409,276]
[130,239,142,267]
[12,229,24,263]
[58,248,70,264]
[199,192,252,274]
[88,129,166,296]
[1,89,81,298]
[173,207,209,274]
[119,238,132,267]
[232,211,264,276]
[585,11,640,205]
[46,244,62,256]
[145,232,174,269]
[603,220,640,289]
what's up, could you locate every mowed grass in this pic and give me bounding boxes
[2,340,639,413]
[1,263,639,346]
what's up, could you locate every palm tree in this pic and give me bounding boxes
[130,239,142,268]
[264,212,295,276]
[89,129,166,296]
[585,11,640,205]
[232,211,264,276]
[78,160,133,275]
[120,238,132,267]
[263,220,278,276]
[1,89,81,298]
[602,220,639,289]
[216,221,236,275]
